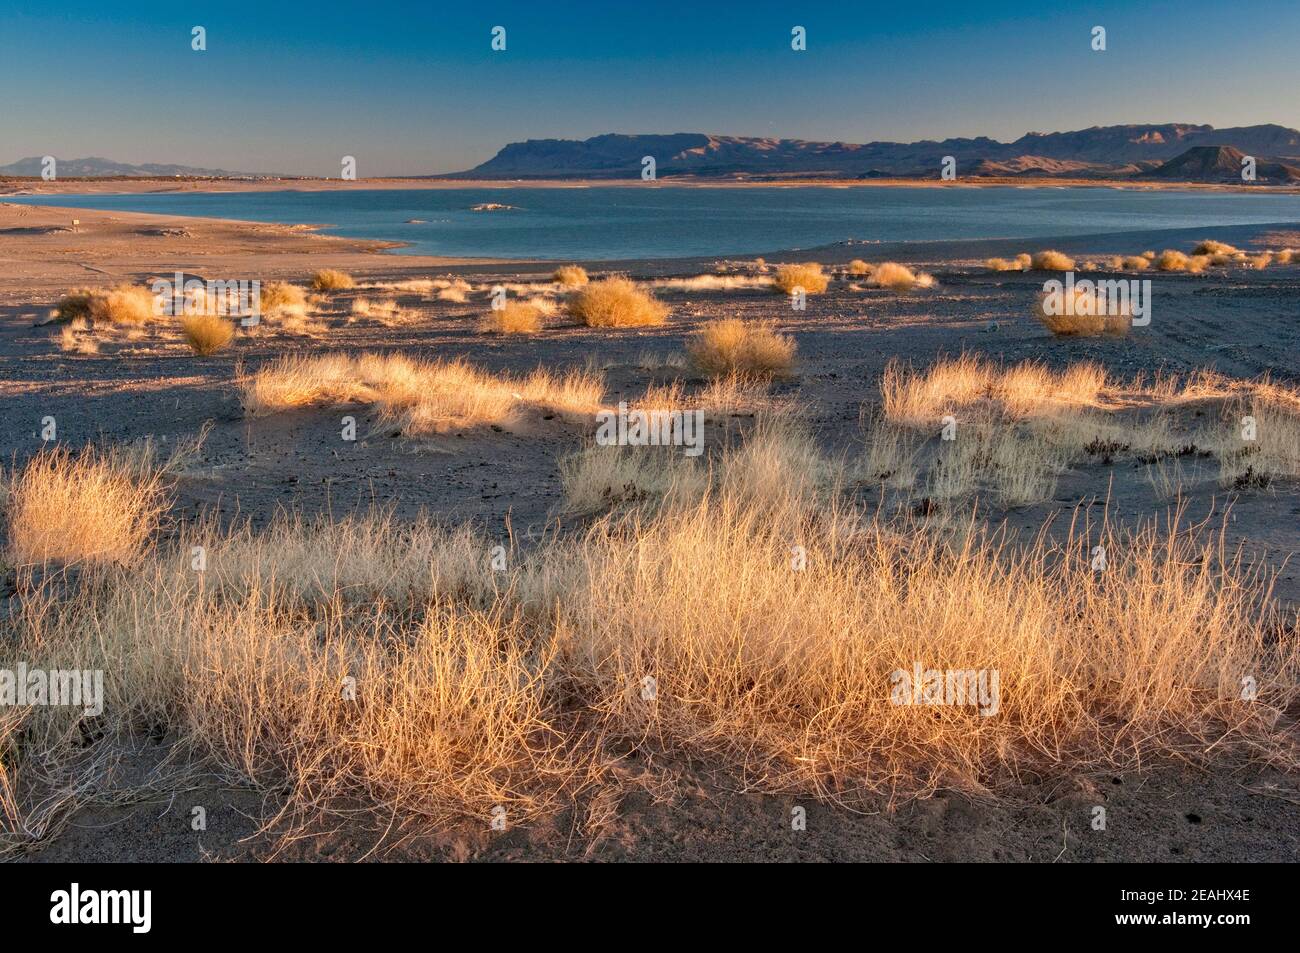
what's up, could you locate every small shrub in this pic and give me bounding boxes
[1031,250,1076,271]
[311,269,356,292]
[772,263,830,295]
[181,314,235,355]
[567,277,668,328]
[552,265,589,288]
[687,319,796,379]
[480,302,544,335]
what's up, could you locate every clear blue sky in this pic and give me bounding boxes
[2,1,1297,176]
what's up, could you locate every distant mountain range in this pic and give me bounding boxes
[0,156,250,178]
[7,124,1300,183]
[453,124,1300,183]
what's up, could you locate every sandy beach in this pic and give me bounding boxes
[2,194,1299,863]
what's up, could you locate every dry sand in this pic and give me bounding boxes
[2,199,1299,862]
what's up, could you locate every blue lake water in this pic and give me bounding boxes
[11,187,1300,261]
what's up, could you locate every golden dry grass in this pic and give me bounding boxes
[239,352,604,434]
[53,285,156,325]
[1155,250,1190,271]
[1193,240,1239,256]
[479,301,544,335]
[180,313,235,355]
[1030,250,1076,271]
[552,265,589,288]
[4,412,1300,851]
[349,297,417,326]
[686,318,795,379]
[258,281,308,312]
[1034,284,1131,337]
[566,277,668,328]
[868,261,935,290]
[986,254,1030,272]
[3,445,166,566]
[311,269,356,292]
[772,263,830,295]
[847,259,872,276]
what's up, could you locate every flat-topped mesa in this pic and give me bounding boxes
[450,123,1300,181]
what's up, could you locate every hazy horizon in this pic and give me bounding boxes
[4,0,1299,176]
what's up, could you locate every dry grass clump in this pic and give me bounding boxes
[3,445,166,566]
[1155,249,1190,271]
[1204,396,1300,488]
[1193,239,1239,256]
[986,254,1031,272]
[566,277,668,328]
[868,261,935,291]
[649,274,773,292]
[1034,284,1131,337]
[552,265,589,288]
[1277,249,1295,264]
[1247,251,1274,270]
[311,269,356,292]
[52,285,156,325]
[881,354,1109,428]
[772,263,830,295]
[349,297,417,326]
[686,319,795,379]
[180,314,235,355]
[847,259,872,276]
[1118,255,1150,271]
[479,301,544,335]
[258,281,308,312]
[240,352,604,434]
[1030,250,1075,271]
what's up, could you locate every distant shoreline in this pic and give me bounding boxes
[5,175,1300,196]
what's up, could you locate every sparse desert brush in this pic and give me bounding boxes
[772,263,830,295]
[53,285,156,325]
[1205,396,1300,488]
[881,354,1108,427]
[1120,255,1150,271]
[1247,251,1274,270]
[1155,250,1191,271]
[868,261,935,291]
[479,301,544,335]
[650,274,773,291]
[350,297,417,325]
[1187,254,1212,273]
[847,259,872,276]
[986,255,1029,272]
[311,269,356,292]
[686,318,795,379]
[552,265,589,288]
[240,352,604,433]
[4,445,166,566]
[566,277,668,328]
[1277,248,1295,264]
[1030,250,1075,271]
[180,313,235,355]
[1034,285,1130,337]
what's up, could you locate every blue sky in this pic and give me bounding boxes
[2,1,1297,175]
